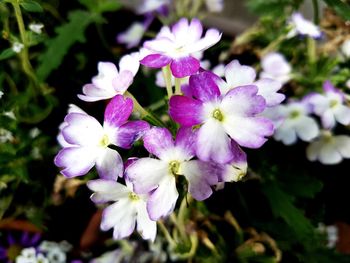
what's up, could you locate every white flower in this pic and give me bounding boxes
[0,128,14,143]
[12,42,24,53]
[341,39,350,58]
[16,248,49,263]
[0,90,3,99]
[3,110,16,120]
[306,131,350,165]
[260,52,292,85]
[29,23,44,34]
[205,0,224,13]
[287,12,322,39]
[29,128,41,138]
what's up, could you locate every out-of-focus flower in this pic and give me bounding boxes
[121,0,170,15]
[141,18,221,78]
[38,241,71,263]
[78,53,139,102]
[0,90,4,99]
[54,96,149,179]
[3,110,16,120]
[260,52,291,85]
[87,177,157,241]
[169,71,273,164]
[28,23,44,34]
[306,130,350,165]
[16,247,48,263]
[341,39,350,58]
[0,128,14,143]
[12,42,24,53]
[346,79,350,89]
[117,22,146,49]
[272,101,319,145]
[205,0,224,13]
[287,12,322,39]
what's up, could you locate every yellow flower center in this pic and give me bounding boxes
[289,110,300,119]
[212,109,224,121]
[99,134,110,148]
[169,160,180,176]
[330,99,338,108]
[128,192,140,201]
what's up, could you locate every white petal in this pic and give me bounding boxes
[335,135,350,158]
[319,143,342,165]
[295,116,319,142]
[87,179,129,203]
[95,148,124,180]
[136,202,157,241]
[334,105,350,126]
[119,53,140,76]
[274,121,297,145]
[224,60,256,88]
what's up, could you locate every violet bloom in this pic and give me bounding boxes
[78,53,139,102]
[260,52,292,85]
[117,22,146,49]
[87,177,157,241]
[306,81,350,129]
[169,71,274,164]
[287,12,322,39]
[126,127,222,220]
[141,18,221,78]
[216,60,285,107]
[55,95,150,179]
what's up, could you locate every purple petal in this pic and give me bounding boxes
[29,233,41,245]
[169,95,203,126]
[78,84,115,102]
[181,84,193,97]
[104,95,133,128]
[140,54,172,68]
[143,127,174,159]
[112,70,134,94]
[95,148,124,180]
[170,56,200,78]
[189,71,221,102]
[323,80,345,101]
[114,120,150,149]
[175,127,197,158]
[54,147,97,177]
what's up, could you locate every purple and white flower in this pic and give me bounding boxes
[287,12,322,39]
[260,52,291,85]
[126,127,222,220]
[87,177,157,241]
[169,71,274,164]
[117,22,146,49]
[272,101,319,145]
[306,81,350,129]
[141,18,221,78]
[306,130,350,165]
[216,60,285,107]
[55,95,150,179]
[78,53,140,102]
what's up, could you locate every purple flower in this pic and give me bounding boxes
[78,53,140,102]
[126,127,222,220]
[169,71,274,164]
[140,18,221,78]
[87,177,157,241]
[54,95,150,179]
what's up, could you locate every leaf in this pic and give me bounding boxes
[0,48,15,60]
[20,0,43,13]
[36,10,97,81]
[78,0,122,13]
[323,0,350,21]
[282,174,323,199]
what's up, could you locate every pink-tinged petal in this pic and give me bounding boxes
[143,127,174,158]
[197,119,234,163]
[147,177,178,220]
[223,116,274,148]
[321,109,336,129]
[78,84,115,102]
[304,93,328,115]
[112,70,134,94]
[101,199,137,239]
[170,56,200,78]
[114,120,150,149]
[186,28,221,54]
[95,148,124,180]
[254,78,285,107]
[188,18,203,42]
[220,142,247,182]
[172,18,190,44]
[182,160,219,201]
[92,62,118,90]
[136,203,157,241]
[143,38,175,53]
[224,60,256,88]
[295,116,319,142]
[175,127,197,158]
[221,85,266,116]
[189,71,221,102]
[261,52,291,77]
[126,158,168,194]
[334,105,350,126]
[140,54,172,68]
[54,146,97,177]
[87,179,129,203]
[169,95,203,126]
[104,95,133,128]
[181,83,193,97]
[62,113,104,146]
[124,157,138,170]
[119,53,140,76]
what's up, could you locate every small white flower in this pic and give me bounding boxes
[117,22,146,48]
[31,146,42,159]
[3,110,16,120]
[205,0,224,13]
[341,39,350,58]
[29,128,41,138]
[12,42,24,53]
[260,52,292,85]
[29,23,44,34]
[0,128,14,143]
[0,90,4,99]
[287,12,322,39]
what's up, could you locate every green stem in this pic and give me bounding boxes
[312,0,319,24]
[162,65,173,98]
[307,37,316,64]
[158,220,177,248]
[260,33,286,57]
[174,77,182,95]
[177,194,192,241]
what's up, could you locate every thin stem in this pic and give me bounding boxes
[312,0,319,24]
[177,194,192,241]
[259,33,286,57]
[307,37,316,64]
[174,77,182,95]
[158,220,177,248]
[162,65,173,98]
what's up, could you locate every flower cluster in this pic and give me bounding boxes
[54,18,283,242]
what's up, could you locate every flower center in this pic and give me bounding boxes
[169,161,180,176]
[7,244,22,261]
[330,99,338,108]
[212,109,224,121]
[99,134,110,148]
[128,192,140,201]
[289,110,300,119]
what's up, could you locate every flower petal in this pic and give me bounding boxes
[335,135,350,158]
[54,147,97,177]
[104,95,133,128]
[95,148,124,180]
[78,84,115,102]
[87,179,129,203]
[170,56,200,78]
[140,54,172,68]
[319,143,342,165]
[224,60,256,88]
[220,142,247,182]
[254,78,285,107]
[147,177,178,220]
[334,105,350,126]
[186,28,221,54]
[169,95,203,126]
[114,120,150,149]
[189,71,220,102]
[136,202,157,241]
[119,53,140,76]
[197,119,234,163]
[295,116,319,142]
[112,70,134,94]
[143,127,174,159]
[175,127,197,158]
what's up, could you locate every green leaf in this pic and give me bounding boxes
[0,48,15,60]
[323,0,350,21]
[36,10,96,81]
[20,0,43,12]
[78,0,122,13]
